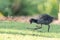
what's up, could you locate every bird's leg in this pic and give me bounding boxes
[34,24,39,30]
[48,24,50,32]
[40,24,42,28]
[38,24,42,28]
[36,24,39,27]
[34,24,42,30]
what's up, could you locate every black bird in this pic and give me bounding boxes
[29,14,54,32]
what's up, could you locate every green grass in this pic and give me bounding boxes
[0,21,60,38]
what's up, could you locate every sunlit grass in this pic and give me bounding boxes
[0,21,60,38]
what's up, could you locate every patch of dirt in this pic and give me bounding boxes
[0,16,60,24]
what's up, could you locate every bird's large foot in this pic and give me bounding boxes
[34,27,42,30]
[36,25,42,28]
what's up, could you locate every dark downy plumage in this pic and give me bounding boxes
[29,14,54,32]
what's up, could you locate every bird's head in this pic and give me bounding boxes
[29,18,37,24]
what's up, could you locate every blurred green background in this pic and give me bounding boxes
[0,0,59,18]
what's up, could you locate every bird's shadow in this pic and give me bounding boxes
[26,27,42,32]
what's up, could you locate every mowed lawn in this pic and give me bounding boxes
[0,21,60,40]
